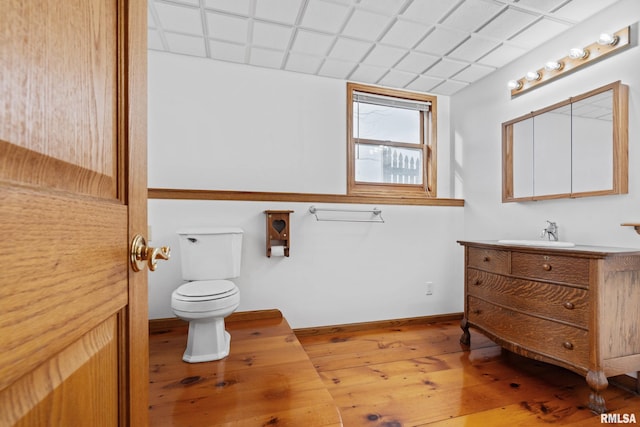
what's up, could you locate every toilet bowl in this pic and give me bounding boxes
[171,280,240,362]
[171,227,243,363]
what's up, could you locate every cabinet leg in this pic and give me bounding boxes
[586,370,608,414]
[460,317,470,346]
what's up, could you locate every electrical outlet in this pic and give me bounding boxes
[425,281,433,296]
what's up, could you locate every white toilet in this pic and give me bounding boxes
[171,227,242,363]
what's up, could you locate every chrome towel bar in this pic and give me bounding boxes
[308,205,384,223]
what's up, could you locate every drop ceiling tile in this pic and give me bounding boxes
[355,0,405,16]
[318,58,357,79]
[381,19,430,49]
[431,80,469,95]
[349,64,389,84]
[165,33,206,57]
[204,0,251,14]
[330,0,357,4]
[447,35,500,62]
[378,69,417,88]
[453,63,495,83]
[301,0,351,33]
[329,37,373,62]
[292,30,335,56]
[441,0,505,33]
[426,58,468,79]
[415,27,468,56]
[254,0,304,25]
[401,0,457,25]
[170,0,199,5]
[406,75,444,92]
[285,52,324,74]
[148,29,164,50]
[148,7,157,28]
[513,0,568,13]
[342,9,392,41]
[249,47,285,68]
[361,44,407,67]
[206,12,248,43]
[395,51,440,74]
[478,7,539,40]
[552,0,618,22]
[509,17,571,48]
[252,22,293,50]
[477,44,527,68]
[209,40,246,62]
[154,3,203,35]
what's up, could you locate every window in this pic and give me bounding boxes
[347,82,437,197]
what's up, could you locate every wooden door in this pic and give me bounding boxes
[0,0,148,425]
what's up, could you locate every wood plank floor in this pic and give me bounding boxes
[149,313,640,426]
[148,311,342,426]
[298,320,640,426]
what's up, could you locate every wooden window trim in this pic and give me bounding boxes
[347,82,437,198]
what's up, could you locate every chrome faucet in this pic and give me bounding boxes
[541,220,559,241]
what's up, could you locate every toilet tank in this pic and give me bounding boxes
[177,227,243,280]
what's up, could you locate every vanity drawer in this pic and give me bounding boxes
[468,296,589,369]
[467,270,589,327]
[511,252,589,286]
[467,247,509,274]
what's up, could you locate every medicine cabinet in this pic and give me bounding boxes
[502,81,628,202]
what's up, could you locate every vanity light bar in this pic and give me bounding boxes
[509,26,630,97]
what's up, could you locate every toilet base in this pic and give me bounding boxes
[182,317,231,363]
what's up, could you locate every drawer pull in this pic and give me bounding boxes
[473,279,482,286]
[563,302,575,310]
[483,256,490,262]
[542,263,552,271]
[563,341,574,350]
[472,309,481,315]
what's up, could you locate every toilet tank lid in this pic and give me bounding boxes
[177,227,243,235]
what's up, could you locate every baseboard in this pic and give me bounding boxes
[148,317,188,333]
[148,309,283,333]
[611,373,640,395]
[293,312,464,337]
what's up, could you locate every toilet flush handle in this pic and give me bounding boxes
[130,234,171,272]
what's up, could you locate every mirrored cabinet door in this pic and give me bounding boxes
[571,90,614,194]
[502,81,628,203]
[533,103,571,197]
[512,117,533,198]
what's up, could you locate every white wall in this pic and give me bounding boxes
[148,200,463,328]
[452,0,640,249]
[147,52,463,328]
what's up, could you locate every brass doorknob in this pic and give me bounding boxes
[130,234,170,272]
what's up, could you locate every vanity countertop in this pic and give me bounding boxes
[457,240,640,256]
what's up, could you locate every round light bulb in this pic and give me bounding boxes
[569,48,588,59]
[544,61,563,71]
[597,33,618,46]
[525,71,541,81]
[507,80,522,90]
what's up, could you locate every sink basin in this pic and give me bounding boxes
[497,239,576,248]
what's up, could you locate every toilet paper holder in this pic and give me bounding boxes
[265,210,293,257]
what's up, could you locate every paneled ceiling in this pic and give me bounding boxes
[148,0,621,95]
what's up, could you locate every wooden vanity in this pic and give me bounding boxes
[458,240,640,414]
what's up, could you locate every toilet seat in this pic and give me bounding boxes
[173,280,238,302]
[171,280,240,316]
